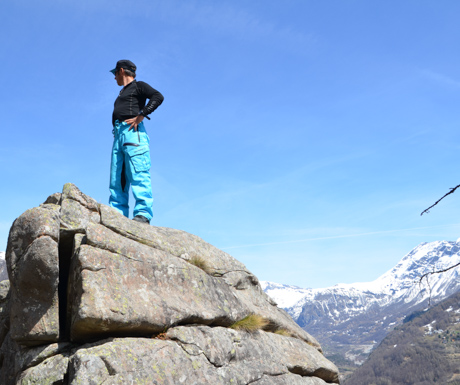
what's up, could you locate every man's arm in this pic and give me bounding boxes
[140,85,164,117]
[128,82,164,131]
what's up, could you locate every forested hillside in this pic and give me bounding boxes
[343,290,460,385]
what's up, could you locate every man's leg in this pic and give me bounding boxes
[109,134,130,217]
[123,125,153,222]
[129,167,153,221]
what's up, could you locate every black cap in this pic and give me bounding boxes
[110,60,136,75]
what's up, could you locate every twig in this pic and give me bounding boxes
[419,262,460,306]
[419,262,460,282]
[420,184,460,216]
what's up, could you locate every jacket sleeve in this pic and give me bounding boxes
[137,81,164,117]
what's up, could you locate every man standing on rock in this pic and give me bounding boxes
[109,60,164,225]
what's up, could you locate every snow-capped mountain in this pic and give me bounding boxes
[262,240,460,364]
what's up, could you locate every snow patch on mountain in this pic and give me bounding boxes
[260,281,312,309]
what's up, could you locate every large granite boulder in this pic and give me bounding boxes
[0,184,340,384]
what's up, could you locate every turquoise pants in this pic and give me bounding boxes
[109,120,153,221]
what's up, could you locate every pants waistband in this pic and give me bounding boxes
[113,120,146,136]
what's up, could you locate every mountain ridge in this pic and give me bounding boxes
[262,239,460,372]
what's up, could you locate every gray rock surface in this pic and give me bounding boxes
[6,204,61,345]
[0,280,10,348]
[0,183,340,384]
[17,331,337,385]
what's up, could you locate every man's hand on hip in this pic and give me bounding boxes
[126,115,145,131]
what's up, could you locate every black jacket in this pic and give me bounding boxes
[112,80,164,125]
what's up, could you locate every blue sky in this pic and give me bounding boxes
[2,0,460,289]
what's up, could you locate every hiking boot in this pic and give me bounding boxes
[133,215,150,225]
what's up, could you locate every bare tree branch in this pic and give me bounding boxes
[418,186,460,303]
[419,262,460,282]
[420,184,460,216]
[418,262,460,306]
